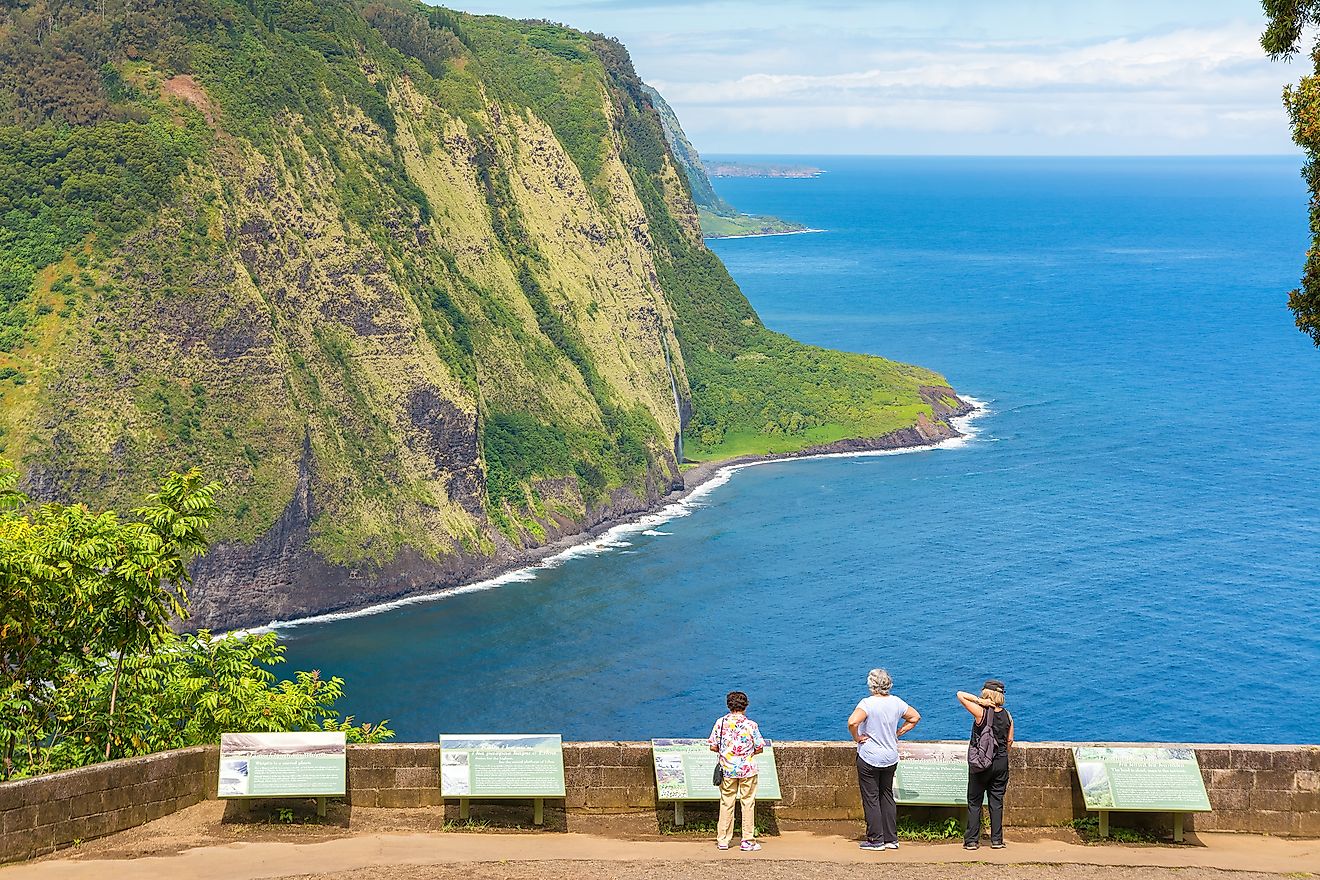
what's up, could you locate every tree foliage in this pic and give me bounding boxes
[0,460,391,779]
[1264,0,1320,344]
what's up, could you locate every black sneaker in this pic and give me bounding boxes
[964,841,980,850]
[990,841,1005,849]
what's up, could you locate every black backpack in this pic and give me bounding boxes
[968,707,997,771]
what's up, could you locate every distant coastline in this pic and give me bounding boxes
[704,161,825,179]
[706,227,826,240]
[253,394,983,633]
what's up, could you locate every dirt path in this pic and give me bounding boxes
[1,802,1315,880]
[192,865,1307,880]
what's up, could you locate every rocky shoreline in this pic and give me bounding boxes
[194,389,977,633]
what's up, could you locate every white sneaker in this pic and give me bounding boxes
[740,840,762,852]
[885,842,899,850]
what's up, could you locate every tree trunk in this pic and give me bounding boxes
[104,652,124,761]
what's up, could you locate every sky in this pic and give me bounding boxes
[453,0,1307,156]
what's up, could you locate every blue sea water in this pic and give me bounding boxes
[280,156,1320,745]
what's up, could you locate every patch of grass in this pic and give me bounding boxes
[442,818,493,832]
[1069,816,1162,844]
[697,208,806,239]
[684,423,858,461]
[658,816,773,837]
[897,815,964,841]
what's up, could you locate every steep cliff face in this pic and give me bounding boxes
[640,83,806,238]
[0,0,963,629]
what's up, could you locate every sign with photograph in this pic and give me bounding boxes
[1071,746,1211,812]
[650,739,782,801]
[217,731,346,798]
[439,734,566,798]
[895,742,969,805]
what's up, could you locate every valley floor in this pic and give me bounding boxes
[2,802,1315,880]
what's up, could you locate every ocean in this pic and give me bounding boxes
[279,156,1320,745]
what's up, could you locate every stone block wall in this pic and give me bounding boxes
[2,740,1318,863]
[0,746,214,863]
[346,744,441,808]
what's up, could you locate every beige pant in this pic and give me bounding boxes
[717,774,758,845]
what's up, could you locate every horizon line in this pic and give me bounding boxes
[699,152,1303,159]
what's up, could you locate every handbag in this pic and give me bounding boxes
[712,715,727,786]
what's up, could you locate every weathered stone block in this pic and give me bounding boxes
[67,791,106,819]
[44,770,103,802]
[33,799,70,828]
[600,766,648,788]
[0,782,39,813]
[1,823,55,862]
[1247,789,1291,812]
[392,766,437,788]
[1194,748,1232,769]
[1293,808,1320,837]
[376,788,425,809]
[1252,769,1297,792]
[349,789,379,808]
[348,767,394,790]
[1207,787,1248,811]
[574,744,624,768]
[2,805,39,836]
[77,812,111,841]
[1229,748,1275,770]
[1209,768,1253,791]
[1289,789,1320,813]
[144,800,172,823]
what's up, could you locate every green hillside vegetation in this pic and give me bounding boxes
[0,0,958,623]
[0,460,390,779]
[695,208,811,239]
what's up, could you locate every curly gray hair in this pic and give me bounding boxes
[867,668,892,696]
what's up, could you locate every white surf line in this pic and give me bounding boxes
[242,397,989,635]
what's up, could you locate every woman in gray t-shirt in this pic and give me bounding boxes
[847,668,921,850]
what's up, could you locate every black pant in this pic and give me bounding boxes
[966,755,1010,845]
[856,756,898,844]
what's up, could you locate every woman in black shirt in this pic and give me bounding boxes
[957,679,1014,850]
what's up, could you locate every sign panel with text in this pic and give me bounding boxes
[217,731,346,798]
[895,742,969,805]
[1072,746,1211,812]
[650,738,782,801]
[439,734,566,798]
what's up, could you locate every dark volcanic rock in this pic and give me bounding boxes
[185,390,970,632]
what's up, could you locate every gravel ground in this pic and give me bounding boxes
[266,862,1296,880]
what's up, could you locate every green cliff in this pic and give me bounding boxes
[639,83,807,238]
[0,0,966,628]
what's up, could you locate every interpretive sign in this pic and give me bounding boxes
[1072,746,1211,812]
[217,732,346,799]
[1072,746,1210,841]
[650,739,782,801]
[439,734,566,798]
[895,743,969,805]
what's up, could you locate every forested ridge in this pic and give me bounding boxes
[0,0,961,627]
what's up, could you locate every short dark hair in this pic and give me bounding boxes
[726,691,749,712]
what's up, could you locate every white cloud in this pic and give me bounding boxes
[644,22,1303,153]
[663,25,1273,101]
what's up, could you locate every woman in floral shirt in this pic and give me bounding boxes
[708,690,766,851]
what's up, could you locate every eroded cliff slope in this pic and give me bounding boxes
[0,0,964,628]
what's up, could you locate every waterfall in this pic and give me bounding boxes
[661,335,683,463]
